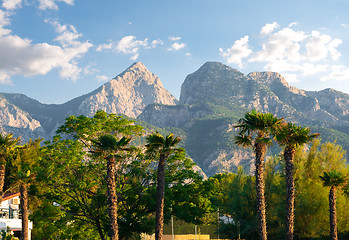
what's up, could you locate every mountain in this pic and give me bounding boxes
[76,62,177,118]
[2,61,349,176]
[139,62,349,175]
[0,62,177,141]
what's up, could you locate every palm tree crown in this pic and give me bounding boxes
[92,134,132,159]
[320,171,346,188]
[146,132,181,156]
[0,133,20,163]
[234,110,283,147]
[275,122,319,148]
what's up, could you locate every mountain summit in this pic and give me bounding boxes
[77,62,177,118]
[0,62,177,141]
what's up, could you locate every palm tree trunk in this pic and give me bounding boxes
[329,186,338,240]
[254,142,267,240]
[107,156,118,240]
[0,162,5,203]
[155,153,166,240]
[285,146,295,240]
[20,183,29,240]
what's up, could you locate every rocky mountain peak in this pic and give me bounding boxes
[248,71,305,96]
[179,62,246,105]
[77,62,177,118]
[112,61,162,87]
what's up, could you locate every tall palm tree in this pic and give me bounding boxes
[234,110,282,240]
[320,171,346,240]
[146,132,181,240]
[0,133,20,203]
[14,138,42,240]
[275,122,319,240]
[92,134,131,240]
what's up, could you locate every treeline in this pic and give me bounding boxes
[0,110,348,240]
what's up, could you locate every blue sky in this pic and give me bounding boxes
[0,0,349,103]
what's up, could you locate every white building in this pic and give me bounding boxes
[0,192,33,240]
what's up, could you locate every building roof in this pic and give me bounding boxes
[2,192,20,202]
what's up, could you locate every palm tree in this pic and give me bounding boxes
[146,132,181,240]
[234,110,282,240]
[275,122,319,240]
[0,133,20,203]
[14,138,42,240]
[92,134,131,240]
[320,171,346,240]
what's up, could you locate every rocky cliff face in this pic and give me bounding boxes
[77,62,177,118]
[141,62,349,175]
[0,62,177,142]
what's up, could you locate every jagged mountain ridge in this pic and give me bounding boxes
[0,62,177,141]
[1,61,349,175]
[139,62,349,175]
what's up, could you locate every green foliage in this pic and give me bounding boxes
[29,111,212,239]
[275,122,319,148]
[207,139,349,240]
[294,139,349,238]
[320,171,346,188]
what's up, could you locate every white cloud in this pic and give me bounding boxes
[219,36,252,68]
[0,17,92,83]
[306,31,342,61]
[0,71,11,84]
[83,64,99,75]
[168,42,186,51]
[288,22,298,28]
[260,22,279,36]
[320,65,349,82]
[96,75,109,82]
[220,22,346,85]
[150,39,163,48]
[96,41,113,52]
[115,35,148,60]
[250,27,307,63]
[38,0,74,10]
[2,0,21,10]
[185,52,191,56]
[0,10,11,36]
[169,36,181,41]
[97,36,164,60]
[282,73,300,83]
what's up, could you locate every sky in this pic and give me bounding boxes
[0,0,349,104]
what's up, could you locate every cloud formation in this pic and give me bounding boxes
[219,36,252,68]
[38,0,74,10]
[0,14,92,84]
[260,22,279,36]
[168,42,186,51]
[220,22,344,82]
[2,0,21,10]
[97,36,165,60]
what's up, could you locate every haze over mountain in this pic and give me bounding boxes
[1,61,349,175]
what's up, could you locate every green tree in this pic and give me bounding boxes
[91,134,131,240]
[320,171,346,240]
[275,122,319,240]
[146,132,181,240]
[0,133,20,203]
[234,110,282,240]
[10,139,42,240]
[294,139,349,238]
[35,136,107,239]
